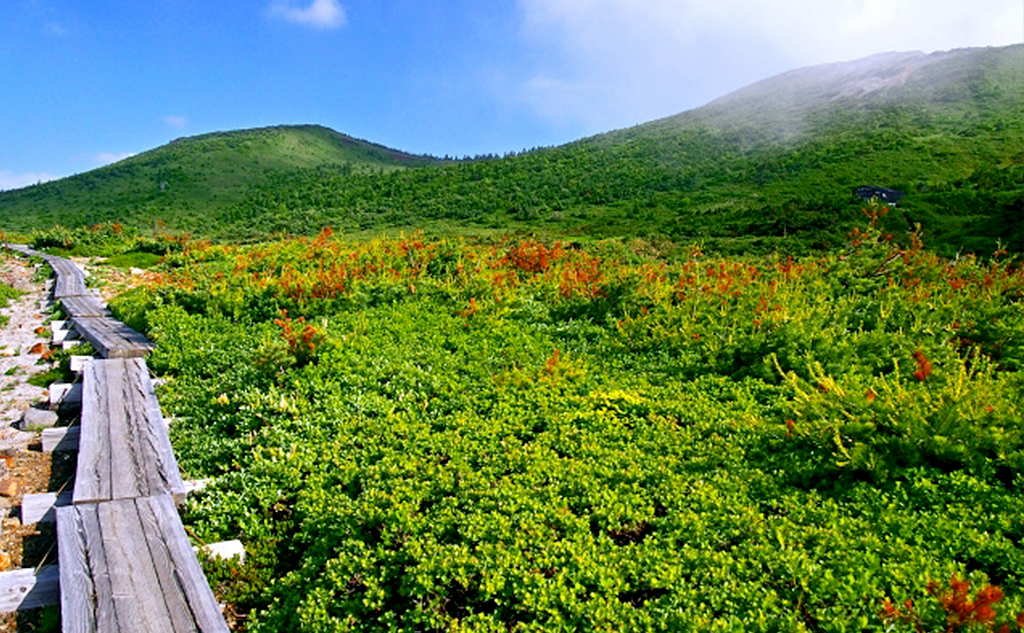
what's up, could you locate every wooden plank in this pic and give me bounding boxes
[61,295,108,318]
[70,355,93,374]
[78,504,117,632]
[136,498,198,633]
[43,426,81,453]
[93,502,146,632]
[129,359,186,503]
[21,490,73,524]
[194,540,245,564]
[56,506,97,633]
[47,256,87,299]
[0,566,60,612]
[76,361,111,504]
[75,360,185,504]
[71,317,153,359]
[107,361,142,502]
[52,328,81,345]
[4,244,35,256]
[60,499,228,632]
[49,382,83,410]
[148,496,228,632]
[107,500,176,632]
[54,279,86,300]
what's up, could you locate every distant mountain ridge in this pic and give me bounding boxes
[1,44,1021,254]
[0,125,442,231]
[606,45,1022,143]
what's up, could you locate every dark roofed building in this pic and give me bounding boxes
[855,186,905,204]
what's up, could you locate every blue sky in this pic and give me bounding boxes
[2,0,1021,190]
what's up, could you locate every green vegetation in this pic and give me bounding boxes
[101,251,164,269]
[27,367,62,388]
[0,281,24,328]
[0,281,23,306]
[109,210,1024,631]
[2,46,1021,258]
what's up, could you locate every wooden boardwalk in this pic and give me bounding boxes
[58,497,226,633]
[5,243,153,356]
[68,318,153,358]
[4,244,228,632]
[76,359,187,505]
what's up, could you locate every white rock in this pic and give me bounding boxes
[20,408,58,430]
[194,540,245,563]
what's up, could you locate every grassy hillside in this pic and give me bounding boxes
[214,45,1024,255]
[3,46,1022,256]
[0,125,442,232]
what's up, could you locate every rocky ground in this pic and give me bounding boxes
[0,255,66,632]
[0,257,52,436]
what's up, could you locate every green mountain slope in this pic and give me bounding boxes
[215,45,1022,254]
[0,125,441,231]
[579,44,1024,253]
[2,45,1021,255]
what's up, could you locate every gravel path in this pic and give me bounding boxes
[0,253,64,630]
[0,256,52,448]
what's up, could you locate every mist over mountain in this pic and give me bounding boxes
[2,44,1021,255]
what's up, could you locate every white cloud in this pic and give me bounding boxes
[93,153,135,166]
[517,0,1024,130]
[269,0,347,29]
[163,115,188,128]
[0,171,60,192]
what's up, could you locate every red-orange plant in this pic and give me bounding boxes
[913,350,932,381]
[273,311,327,367]
[881,576,1024,632]
[502,240,565,274]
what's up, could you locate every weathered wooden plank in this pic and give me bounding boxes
[107,362,140,502]
[56,506,97,633]
[76,361,112,504]
[61,498,228,632]
[3,243,35,256]
[0,566,60,612]
[21,490,73,524]
[108,500,177,632]
[129,359,187,503]
[46,256,87,299]
[71,316,153,358]
[79,504,117,632]
[136,498,198,633]
[94,502,148,632]
[70,355,93,374]
[76,360,185,504]
[60,295,108,318]
[49,382,83,410]
[149,496,229,632]
[194,540,245,564]
[43,426,81,453]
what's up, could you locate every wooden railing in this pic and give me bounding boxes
[3,245,229,632]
